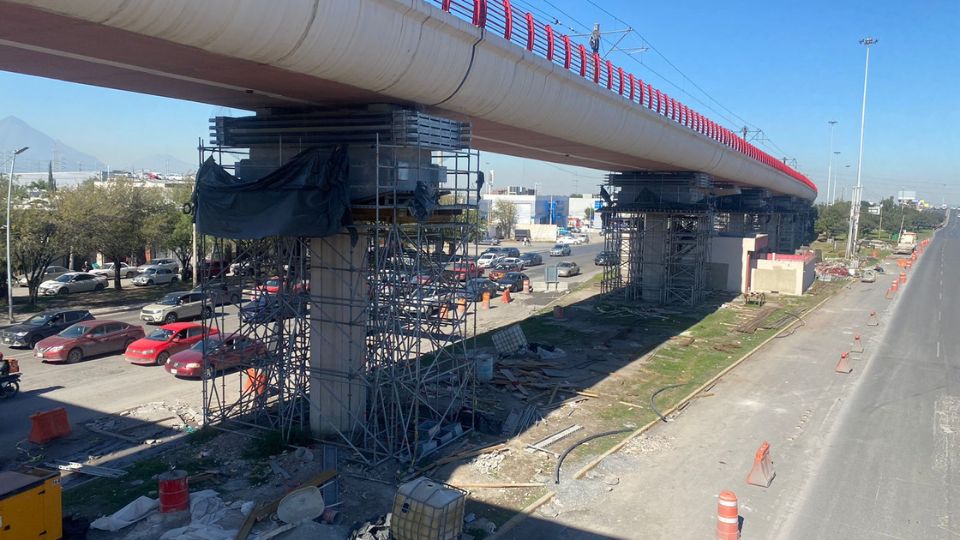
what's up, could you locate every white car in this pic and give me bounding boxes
[18,265,70,286]
[91,262,137,279]
[38,272,107,295]
[137,258,180,273]
[557,236,579,245]
[477,253,499,268]
[133,266,179,286]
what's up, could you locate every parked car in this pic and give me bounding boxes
[256,276,309,297]
[18,265,69,287]
[199,260,226,279]
[125,322,219,366]
[497,272,530,292]
[239,293,308,324]
[141,291,212,324]
[90,262,137,279]
[133,266,179,286]
[0,309,94,349]
[550,244,571,257]
[594,251,620,266]
[477,252,500,268]
[402,286,454,316]
[191,283,242,306]
[38,272,107,296]
[519,252,543,266]
[557,261,581,277]
[164,332,268,379]
[444,261,483,281]
[499,257,526,270]
[137,258,180,273]
[34,320,145,363]
[486,247,520,258]
[478,236,501,246]
[457,278,499,301]
[557,236,579,246]
[488,262,522,281]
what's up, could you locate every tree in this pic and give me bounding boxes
[59,180,166,290]
[584,207,595,221]
[142,184,195,279]
[490,200,518,239]
[47,161,56,191]
[11,204,67,306]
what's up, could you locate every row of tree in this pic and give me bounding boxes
[1,175,195,305]
[815,198,944,240]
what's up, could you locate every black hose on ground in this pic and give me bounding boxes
[650,383,687,423]
[554,429,632,485]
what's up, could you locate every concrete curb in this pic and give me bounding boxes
[89,303,150,317]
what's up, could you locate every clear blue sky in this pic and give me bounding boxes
[0,0,956,203]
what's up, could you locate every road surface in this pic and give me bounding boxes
[782,221,959,539]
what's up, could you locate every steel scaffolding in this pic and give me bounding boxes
[599,174,712,305]
[195,120,479,464]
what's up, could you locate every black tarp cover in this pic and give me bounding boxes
[194,146,351,239]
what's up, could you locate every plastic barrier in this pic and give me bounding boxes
[746,441,776,487]
[835,352,853,374]
[28,407,72,445]
[158,470,190,513]
[243,368,267,396]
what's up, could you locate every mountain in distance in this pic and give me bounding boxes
[126,153,197,176]
[0,115,105,173]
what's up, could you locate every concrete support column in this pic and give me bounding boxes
[310,234,368,437]
[640,214,667,303]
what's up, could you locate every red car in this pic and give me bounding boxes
[124,322,219,366]
[444,262,483,281]
[256,276,309,297]
[164,332,268,379]
[35,320,145,364]
[488,262,521,281]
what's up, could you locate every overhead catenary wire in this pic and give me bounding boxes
[573,0,796,160]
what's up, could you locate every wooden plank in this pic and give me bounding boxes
[236,469,337,540]
[525,425,582,454]
[454,482,545,488]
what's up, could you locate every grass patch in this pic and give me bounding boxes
[187,426,221,446]
[6,282,185,315]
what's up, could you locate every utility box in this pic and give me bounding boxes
[0,467,62,540]
[391,477,465,540]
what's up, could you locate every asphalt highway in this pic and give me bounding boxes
[783,217,960,539]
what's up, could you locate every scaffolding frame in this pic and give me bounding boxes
[196,132,479,465]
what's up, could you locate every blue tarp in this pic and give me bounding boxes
[194,146,351,239]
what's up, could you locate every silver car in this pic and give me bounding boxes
[90,262,137,279]
[38,272,108,295]
[557,261,580,277]
[137,258,180,273]
[133,266,179,286]
[18,265,69,286]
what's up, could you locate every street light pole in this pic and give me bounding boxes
[831,151,841,203]
[6,146,28,322]
[827,120,837,205]
[845,37,877,259]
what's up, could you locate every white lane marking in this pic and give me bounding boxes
[934,395,960,473]
[937,342,941,357]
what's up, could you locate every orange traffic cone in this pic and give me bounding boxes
[867,311,879,326]
[746,441,776,488]
[716,491,740,540]
[501,288,512,304]
[481,291,491,310]
[835,352,853,374]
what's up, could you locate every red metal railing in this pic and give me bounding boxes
[435,0,816,193]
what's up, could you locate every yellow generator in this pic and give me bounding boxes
[0,467,62,540]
